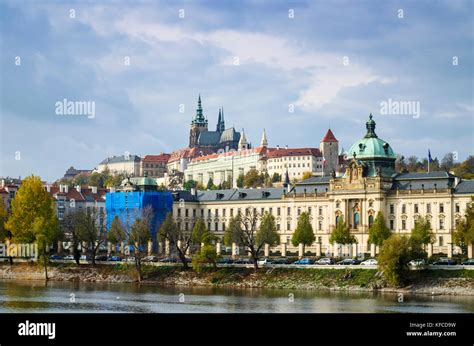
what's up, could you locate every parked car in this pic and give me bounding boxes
[124,257,136,263]
[432,259,457,265]
[461,259,474,266]
[233,258,253,264]
[80,255,92,261]
[337,259,361,265]
[95,255,109,261]
[217,258,234,264]
[270,258,292,265]
[49,255,63,260]
[257,258,271,266]
[142,256,159,262]
[108,256,122,262]
[408,259,426,266]
[315,257,335,265]
[63,255,74,260]
[293,258,315,265]
[360,259,378,266]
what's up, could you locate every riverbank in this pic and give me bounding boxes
[1,263,473,296]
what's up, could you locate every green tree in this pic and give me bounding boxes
[5,176,59,280]
[453,198,474,255]
[271,173,281,183]
[243,169,264,188]
[410,217,434,245]
[378,235,412,287]
[301,171,313,181]
[59,213,82,265]
[236,174,244,188]
[76,208,107,266]
[128,215,151,282]
[108,216,126,253]
[221,176,232,189]
[291,212,315,254]
[368,211,391,247]
[329,220,357,245]
[183,180,198,191]
[158,213,192,268]
[206,177,216,190]
[191,218,208,251]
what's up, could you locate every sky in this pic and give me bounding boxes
[1,0,473,182]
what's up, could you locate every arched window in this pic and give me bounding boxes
[335,215,341,225]
[354,212,360,228]
[368,214,374,228]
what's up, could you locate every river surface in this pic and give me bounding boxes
[0,280,473,313]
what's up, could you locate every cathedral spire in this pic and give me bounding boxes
[238,128,248,150]
[260,128,268,147]
[192,94,207,125]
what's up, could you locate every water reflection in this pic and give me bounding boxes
[0,280,472,313]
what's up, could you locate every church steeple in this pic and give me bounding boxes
[238,128,248,150]
[192,94,207,125]
[260,128,268,147]
[216,107,225,132]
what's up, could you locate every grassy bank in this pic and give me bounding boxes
[1,263,473,295]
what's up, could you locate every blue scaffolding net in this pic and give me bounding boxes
[106,191,173,250]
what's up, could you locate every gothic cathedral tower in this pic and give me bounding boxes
[189,95,208,148]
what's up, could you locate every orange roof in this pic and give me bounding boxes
[321,129,338,142]
[267,147,321,159]
[143,154,171,162]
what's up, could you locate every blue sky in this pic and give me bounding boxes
[1,0,473,182]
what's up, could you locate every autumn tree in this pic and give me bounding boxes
[59,213,83,265]
[378,235,412,287]
[128,214,152,282]
[329,220,357,245]
[76,208,107,266]
[0,201,10,241]
[453,198,474,256]
[107,216,126,254]
[5,176,59,280]
[291,212,315,255]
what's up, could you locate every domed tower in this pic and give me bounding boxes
[347,114,396,178]
[189,95,208,148]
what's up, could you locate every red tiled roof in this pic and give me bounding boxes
[143,154,171,163]
[267,147,321,159]
[321,129,338,142]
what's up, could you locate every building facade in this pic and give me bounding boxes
[95,154,142,176]
[171,115,474,259]
[140,154,170,178]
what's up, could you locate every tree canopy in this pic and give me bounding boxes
[368,211,391,246]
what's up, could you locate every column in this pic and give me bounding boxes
[216,242,222,255]
[370,243,376,258]
[281,243,287,257]
[231,242,238,259]
[264,244,270,257]
[468,243,473,259]
[427,243,433,258]
[333,243,339,257]
[316,243,321,257]
[447,243,452,258]
[298,243,304,258]
[352,243,357,258]
[347,244,352,258]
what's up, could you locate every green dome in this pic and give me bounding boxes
[348,114,396,160]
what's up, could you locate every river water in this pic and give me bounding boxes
[0,280,473,313]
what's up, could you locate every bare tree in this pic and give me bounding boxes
[158,213,192,269]
[77,207,107,266]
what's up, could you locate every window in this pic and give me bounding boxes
[177,222,181,230]
[439,236,444,246]
[318,207,323,215]
[287,207,291,215]
[336,201,340,208]
[277,207,281,216]
[215,209,219,217]
[193,209,196,217]
[185,209,189,217]
[318,221,322,230]
[201,209,204,218]
[223,209,226,217]
[353,212,360,228]
[185,223,189,231]
[318,236,322,243]
[426,204,431,213]
[177,209,181,217]
[439,203,444,213]
[297,208,301,216]
[277,223,281,231]
[230,208,234,217]
[208,209,211,217]
[389,220,394,230]
[335,215,341,225]
[261,208,265,215]
[208,223,211,230]
[308,207,312,214]
[455,203,460,213]
[369,200,373,208]
[215,222,219,231]
[402,204,406,214]
[368,214,374,228]
[222,223,226,231]
[439,219,444,230]
[401,219,406,230]
[414,204,419,213]
[390,204,394,214]
[287,222,291,231]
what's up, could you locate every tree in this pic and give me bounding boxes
[368,211,391,247]
[0,201,10,241]
[243,169,264,188]
[128,214,152,282]
[271,172,281,183]
[191,218,207,252]
[76,208,107,266]
[59,212,83,265]
[167,169,184,190]
[378,235,412,287]
[329,220,357,245]
[158,213,192,268]
[440,153,455,171]
[291,212,315,254]
[223,210,279,271]
[301,172,313,181]
[452,156,474,179]
[410,217,434,246]
[183,180,198,191]
[5,176,59,280]
[453,198,474,255]
[108,216,126,253]
[236,174,244,188]
[206,177,216,190]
